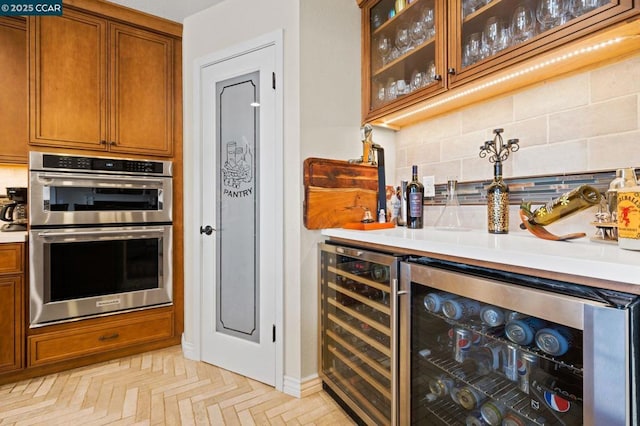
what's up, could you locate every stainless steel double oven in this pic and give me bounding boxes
[28,152,173,327]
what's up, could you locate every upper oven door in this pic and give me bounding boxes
[29,171,172,226]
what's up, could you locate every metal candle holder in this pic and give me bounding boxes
[479,128,520,165]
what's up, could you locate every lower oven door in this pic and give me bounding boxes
[29,225,172,327]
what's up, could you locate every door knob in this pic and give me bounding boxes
[200,225,215,235]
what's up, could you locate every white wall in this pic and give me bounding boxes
[182,0,366,390]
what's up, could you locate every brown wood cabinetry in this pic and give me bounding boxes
[0,243,25,374]
[360,0,640,128]
[29,5,177,157]
[28,310,174,367]
[0,18,28,164]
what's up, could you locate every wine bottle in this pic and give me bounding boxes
[406,165,424,229]
[487,161,509,234]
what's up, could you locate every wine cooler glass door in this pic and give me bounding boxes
[400,260,632,426]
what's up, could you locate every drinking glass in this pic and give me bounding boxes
[464,32,483,66]
[376,34,391,65]
[421,6,436,38]
[395,25,411,54]
[483,16,503,56]
[511,5,536,45]
[536,0,566,31]
[411,69,424,91]
[426,60,437,83]
[410,19,427,46]
[386,78,398,101]
[569,0,600,17]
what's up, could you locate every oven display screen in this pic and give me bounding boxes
[48,238,161,302]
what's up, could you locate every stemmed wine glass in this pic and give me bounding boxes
[376,34,391,66]
[483,16,503,57]
[536,0,566,32]
[421,5,436,38]
[511,4,536,45]
[395,25,411,55]
[410,19,427,47]
[569,0,600,17]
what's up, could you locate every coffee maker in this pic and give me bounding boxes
[1,187,28,231]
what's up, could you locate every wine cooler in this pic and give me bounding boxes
[319,242,403,425]
[400,257,640,426]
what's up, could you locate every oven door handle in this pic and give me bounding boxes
[35,172,168,187]
[37,228,167,239]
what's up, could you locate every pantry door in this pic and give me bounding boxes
[199,39,281,386]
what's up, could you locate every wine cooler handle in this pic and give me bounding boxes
[391,277,406,425]
[335,247,363,257]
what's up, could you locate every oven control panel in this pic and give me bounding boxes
[41,154,167,175]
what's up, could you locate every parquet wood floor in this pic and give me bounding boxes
[0,346,356,426]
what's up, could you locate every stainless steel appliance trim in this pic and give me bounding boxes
[29,171,172,226]
[34,172,168,187]
[398,261,411,426]
[29,225,173,327]
[406,261,608,330]
[583,304,630,426]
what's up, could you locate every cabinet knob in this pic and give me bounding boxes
[448,68,456,75]
[100,140,107,145]
[434,74,442,81]
[109,141,117,146]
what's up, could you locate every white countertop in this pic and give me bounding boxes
[321,226,640,287]
[0,231,27,243]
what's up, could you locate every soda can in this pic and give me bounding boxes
[535,326,574,356]
[505,316,546,345]
[450,383,463,405]
[505,311,527,321]
[428,375,454,398]
[423,291,457,313]
[480,341,504,371]
[480,305,505,327]
[480,401,507,426]
[457,385,487,410]
[518,352,539,394]
[464,410,486,426]
[502,412,527,426]
[443,298,481,321]
[503,343,519,382]
[454,327,473,363]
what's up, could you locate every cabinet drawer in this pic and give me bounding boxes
[28,310,173,366]
[0,243,24,275]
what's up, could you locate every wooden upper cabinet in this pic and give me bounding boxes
[29,7,176,157]
[109,24,173,156]
[0,17,28,164]
[361,0,640,128]
[30,10,107,150]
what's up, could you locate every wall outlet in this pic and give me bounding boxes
[423,176,435,197]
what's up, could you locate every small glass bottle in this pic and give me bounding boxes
[487,161,509,234]
[406,165,424,229]
[435,178,466,230]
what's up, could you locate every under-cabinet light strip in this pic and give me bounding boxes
[383,37,626,126]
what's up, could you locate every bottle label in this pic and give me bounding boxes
[409,193,423,217]
[617,189,640,243]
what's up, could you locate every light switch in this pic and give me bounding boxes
[423,176,435,197]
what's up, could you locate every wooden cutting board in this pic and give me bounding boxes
[303,157,378,229]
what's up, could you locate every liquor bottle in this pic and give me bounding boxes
[406,165,424,229]
[487,161,509,234]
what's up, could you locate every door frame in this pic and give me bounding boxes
[184,29,284,391]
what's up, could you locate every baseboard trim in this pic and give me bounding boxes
[283,374,323,398]
[181,333,199,361]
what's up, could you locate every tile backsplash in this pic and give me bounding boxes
[0,165,28,196]
[395,53,640,232]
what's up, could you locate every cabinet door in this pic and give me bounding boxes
[0,18,28,164]
[109,24,174,157]
[29,11,108,150]
[363,0,447,123]
[0,276,23,373]
[448,0,637,86]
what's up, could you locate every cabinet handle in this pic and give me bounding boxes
[336,247,363,257]
[99,333,120,341]
[434,74,442,81]
[448,68,456,75]
[100,140,107,145]
[109,141,117,146]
